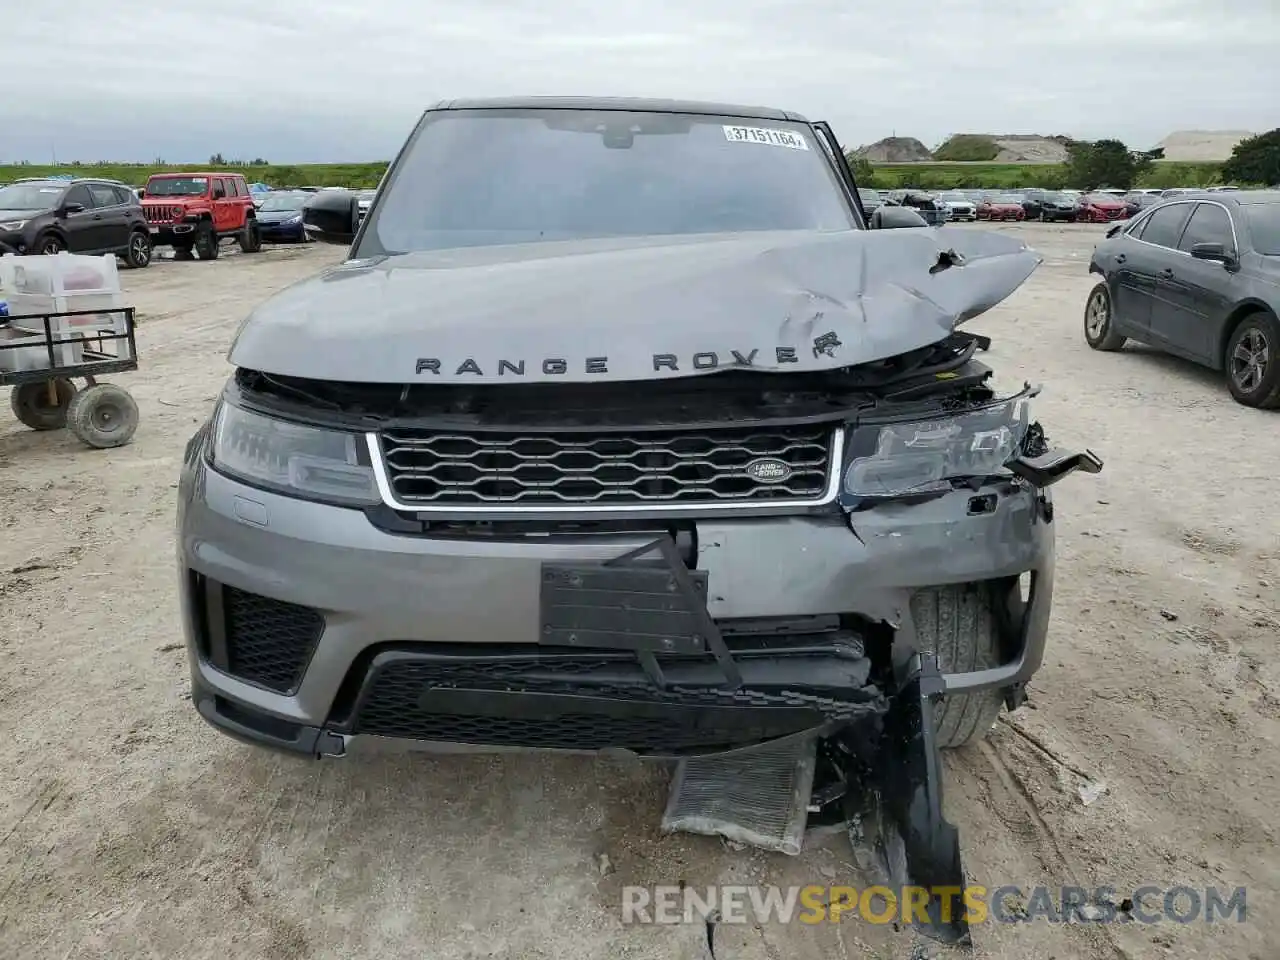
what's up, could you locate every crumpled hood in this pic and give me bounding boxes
[228,228,1041,384]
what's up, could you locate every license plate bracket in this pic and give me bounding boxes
[539,562,710,654]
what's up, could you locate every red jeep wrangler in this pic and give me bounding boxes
[140,172,261,260]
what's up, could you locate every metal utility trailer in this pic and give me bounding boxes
[0,305,140,448]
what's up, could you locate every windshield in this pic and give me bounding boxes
[940,192,967,201]
[259,193,306,212]
[992,195,1023,204]
[1084,193,1120,203]
[146,177,208,197]
[1246,203,1280,256]
[0,183,65,210]
[363,109,856,254]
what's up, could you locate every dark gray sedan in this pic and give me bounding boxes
[1083,191,1280,408]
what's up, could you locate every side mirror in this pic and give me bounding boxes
[871,206,930,229]
[60,202,85,216]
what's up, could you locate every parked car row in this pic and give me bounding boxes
[0,172,334,268]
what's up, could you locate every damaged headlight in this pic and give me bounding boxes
[842,391,1034,499]
[210,402,379,506]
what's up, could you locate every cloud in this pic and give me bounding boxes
[2,0,1275,162]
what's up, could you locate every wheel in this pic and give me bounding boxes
[910,583,1005,749]
[66,383,139,448]
[174,243,195,261]
[10,379,76,430]
[194,222,219,261]
[1224,310,1280,409]
[123,230,152,269]
[34,233,64,255]
[1083,282,1127,351]
[238,219,262,253]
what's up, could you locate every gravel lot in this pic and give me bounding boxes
[1,226,1276,960]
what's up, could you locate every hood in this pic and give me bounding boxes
[257,210,303,223]
[0,208,45,220]
[228,228,1041,384]
[1086,198,1124,207]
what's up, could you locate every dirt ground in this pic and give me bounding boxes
[1,226,1276,960]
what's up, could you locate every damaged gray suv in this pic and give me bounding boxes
[178,98,1100,777]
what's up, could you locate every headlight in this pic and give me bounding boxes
[210,403,379,506]
[843,393,1033,499]
[0,219,27,231]
[285,215,302,224]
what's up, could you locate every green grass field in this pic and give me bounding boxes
[0,159,1224,193]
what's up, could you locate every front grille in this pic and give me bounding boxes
[378,424,834,508]
[143,205,184,224]
[222,587,324,693]
[352,659,808,750]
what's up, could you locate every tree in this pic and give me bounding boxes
[1222,129,1280,186]
[209,152,225,165]
[846,154,874,185]
[1063,138,1153,190]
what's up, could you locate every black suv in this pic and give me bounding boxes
[0,178,153,267]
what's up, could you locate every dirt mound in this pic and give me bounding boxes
[1156,130,1253,162]
[990,135,1070,164]
[853,137,933,163]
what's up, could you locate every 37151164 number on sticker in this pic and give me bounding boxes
[722,125,809,150]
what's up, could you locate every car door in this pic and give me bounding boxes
[87,182,130,252]
[210,178,233,232]
[1118,201,1194,337]
[1146,201,1239,363]
[57,184,101,252]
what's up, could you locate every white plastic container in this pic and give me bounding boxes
[0,254,130,370]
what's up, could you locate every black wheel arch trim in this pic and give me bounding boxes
[1218,300,1278,370]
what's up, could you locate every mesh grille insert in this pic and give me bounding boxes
[223,587,324,694]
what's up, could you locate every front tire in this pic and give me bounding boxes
[911,584,1006,749]
[1225,310,1280,409]
[124,230,152,268]
[1084,282,1127,351]
[34,233,65,255]
[194,222,219,261]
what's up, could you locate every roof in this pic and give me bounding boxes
[427,96,809,122]
[148,171,246,178]
[1158,190,1280,206]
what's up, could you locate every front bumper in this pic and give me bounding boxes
[257,219,306,241]
[178,445,1059,758]
[147,222,197,244]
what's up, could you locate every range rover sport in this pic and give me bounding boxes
[177,98,1101,766]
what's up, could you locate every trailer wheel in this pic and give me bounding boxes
[909,583,1005,748]
[66,383,139,448]
[10,379,77,430]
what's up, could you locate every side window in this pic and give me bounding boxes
[212,178,228,199]
[88,183,120,207]
[63,184,94,210]
[113,186,136,206]
[1136,203,1192,248]
[233,178,247,197]
[1177,203,1235,253]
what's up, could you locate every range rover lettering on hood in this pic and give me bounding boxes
[414,335,843,377]
[228,228,1041,384]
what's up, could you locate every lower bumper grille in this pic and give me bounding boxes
[220,586,324,694]
[378,424,835,509]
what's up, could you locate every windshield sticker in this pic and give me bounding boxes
[722,125,809,150]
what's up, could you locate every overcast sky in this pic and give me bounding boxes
[4,0,1276,164]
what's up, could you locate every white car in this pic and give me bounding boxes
[938,191,977,221]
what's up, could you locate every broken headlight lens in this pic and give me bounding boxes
[842,393,1033,499]
[210,402,379,506]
